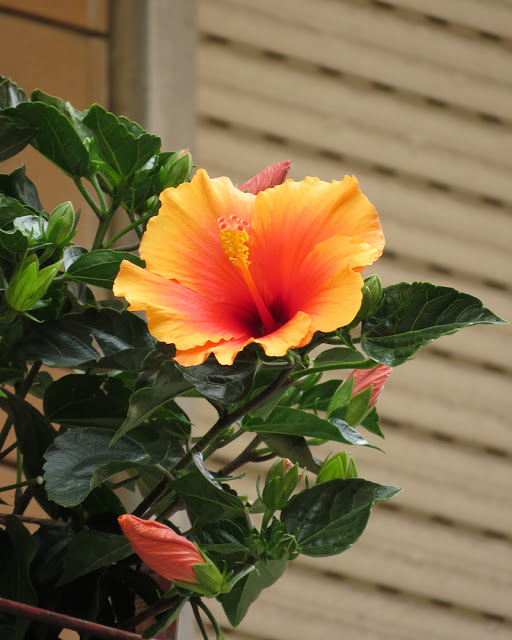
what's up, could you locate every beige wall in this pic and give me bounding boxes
[195,1,512,638]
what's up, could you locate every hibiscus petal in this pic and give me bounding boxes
[140,169,256,307]
[175,335,254,366]
[249,176,384,304]
[238,160,292,194]
[288,236,379,332]
[114,260,251,350]
[255,311,312,357]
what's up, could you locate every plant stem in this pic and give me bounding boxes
[0,441,17,461]
[193,600,225,640]
[90,174,109,213]
[74,178,102,219]
[131,367,295,519]
[103,212,154,248]
[92,208,117,250]
[0,476,42,493]
[0,417,13,453]
[191,601,209,640]
[289,359,377,381]
[0,514,67,527]
[14,486,34,516]
[0,597,144,639]
[219,435,262,476]
[119,594,183,631]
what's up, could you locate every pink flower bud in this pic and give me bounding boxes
[348,364,392,407]
[238,160,292,194]
[118,514,205,584]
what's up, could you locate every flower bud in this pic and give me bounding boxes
[348,364,392,408]
[118,514,205,584]
[355,274,383,321]
[238,160,291,194]
[158,151,193,190]
[6,255,62,312]
[317,452,358,484]
[46,201,75,246]
[262,458,300,511]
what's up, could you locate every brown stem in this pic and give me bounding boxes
[219,435,262,476]
[0,597,143,639]
[119,595,181,631]
[14,486,33,515]
[0,514,67,527]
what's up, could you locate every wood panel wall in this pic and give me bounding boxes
[194,1,512,638]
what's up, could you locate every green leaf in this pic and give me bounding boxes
[58,529,132,585]
[142,597,188,639]
[281,479,400,557]
[0,165,42,210]
[220,557,288,627]
[0,76,27,109]
[246,407,379,449]
[0,391,58,518]
[30,90,90,142]
[361,406,385,439]
[82,484,125,518]
[83,105,160,179]
[43,374,131,427]
[314,347,366,365]
[361,282,507,366]
[113,360,192,442]
[3,101,89,177]
[299,379,342,412]
[171,470,246,522]
[66,249,144,289]
[191,520,249,564]
[18,307,154,367]
[261,433,320,472]
[1,516,37,639]
[178,352,258,405]
[43,427,152,506]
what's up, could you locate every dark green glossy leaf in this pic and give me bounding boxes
[3,102,89,177]
[83,105,160,179]
[220,557,288,627]
[171,470,246,522]
[43,427,152,506]
[1,516,37,639]
[281,479,400,556]
[314,347,366,365]
[18,307,154,367]
[66,249,144,289]
[43,374,131,427]
[178,352,258,405]
[113,360,192,442]
[361,282,507,366]
[191,519,249,564]
[0,391,58,518]
[360,407,384,439]
[261,433,320,472]
[58,529,132,585]
[0,115,35,162]
[299,379,342,412]
[30,524,75,585]
[0,76,27,109]
[82,484,125,518]
[30,90,90,142]
[0,165,42,210]
[246,407,378,449]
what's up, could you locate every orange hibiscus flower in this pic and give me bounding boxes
[113,167,384,366]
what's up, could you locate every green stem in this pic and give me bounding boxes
[193,599,225,640]
[74,178,102,219]
[219,435,262,477]
[92,208,117,250]
[90,174,109,213]
[0,441,17,461]
[191,601,209,640]
[261,507,274,531]
[103,211,154,248]
[0,476,42,494]
[132,367,295,519]
[290,359,377,381]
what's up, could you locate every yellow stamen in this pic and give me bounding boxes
[220,226,278,333]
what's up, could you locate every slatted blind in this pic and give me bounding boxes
[195,1,512,638]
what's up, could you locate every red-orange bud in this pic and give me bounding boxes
[118,514,205,584]
[348,364,392,407]
[238,160,291,194]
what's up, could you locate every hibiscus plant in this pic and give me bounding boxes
[0,75,506,639]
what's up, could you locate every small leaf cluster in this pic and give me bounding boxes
[0,75,506,638]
